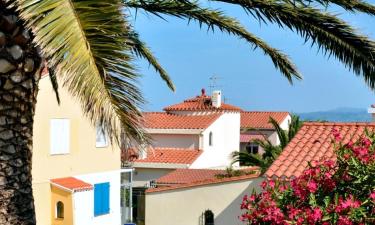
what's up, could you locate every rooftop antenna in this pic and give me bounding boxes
[209,75,222,93]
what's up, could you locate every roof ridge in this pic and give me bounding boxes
[147,173,260,193]
[151,147,202,151]
[303,122,375,126]
[242,111,289,113]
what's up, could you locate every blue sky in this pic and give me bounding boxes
[130,2,375,113]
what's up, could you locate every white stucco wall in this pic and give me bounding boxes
[269,115,291,146]
[190,112,241,169]
[150,134,200,149]
[145,177,263,225]
[73,170,121,225]
[133,168,175,187]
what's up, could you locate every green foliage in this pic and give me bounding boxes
[215,166,257,179]
[232,115,303,173]
[6,0,375,144]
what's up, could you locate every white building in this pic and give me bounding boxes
[121,89,291,224]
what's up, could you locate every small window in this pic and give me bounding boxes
[56,201,64,219]
[94,182,110,216]
[246,143,259,154]
[50,119,70,155]
[96,125,108,148]
[209,132,213,146]
[204,210,214,225]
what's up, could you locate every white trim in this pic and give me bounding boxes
[50,182,74,193]
[132,162,189,169]
[145,128,203,134]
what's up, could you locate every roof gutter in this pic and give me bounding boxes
[132,162,190,169]
[145,128,203,134]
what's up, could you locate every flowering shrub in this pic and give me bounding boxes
[241,129,375,224]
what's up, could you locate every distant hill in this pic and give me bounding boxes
[297,107,371,122]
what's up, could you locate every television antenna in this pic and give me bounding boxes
[209,75,222,93]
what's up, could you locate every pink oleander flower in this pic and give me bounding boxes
[268,180,275,188]
[369,191,375,201]
[307,180,318,193]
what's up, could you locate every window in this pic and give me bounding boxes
[96,125,108,147]
[94,182,110,216]
[209,132,213,146]
[50,119,70,155]
[56,201,64,219]
[204,210,214,225]
[246,143,259,154]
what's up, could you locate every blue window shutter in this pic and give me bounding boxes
[94,182,110,216]
[102,182,110,214]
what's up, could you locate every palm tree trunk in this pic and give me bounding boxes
[0,2,41,224]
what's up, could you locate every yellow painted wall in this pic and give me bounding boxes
[32,77,121,225]
[50,186,73,225]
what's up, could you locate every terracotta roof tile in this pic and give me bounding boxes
[156,168,224,184]
[163,90,242,112]
[265,122,375,179]
[142,112,221,129]
[241,111,290,129]
[240,134,266,143]
[134,148,202,165]
[147,168,260,193]
[50,177,92,192]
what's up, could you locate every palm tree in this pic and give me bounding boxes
[232,115,303,173]
[0,0,374,224]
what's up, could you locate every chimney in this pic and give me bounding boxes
[211,90,222,108]
[368,104,375,122]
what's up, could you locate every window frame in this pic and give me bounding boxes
[96,125,108,148]
[246,142,259,154]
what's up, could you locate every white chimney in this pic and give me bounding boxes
[368,104,375,122]
[212,90,222,108]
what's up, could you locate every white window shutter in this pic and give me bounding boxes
[50,119,70,155]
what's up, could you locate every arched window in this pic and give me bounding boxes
[209,132,213,146]
[56,201,64,219]
[204,210,214,225]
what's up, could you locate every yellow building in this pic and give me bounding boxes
[32,76,131,225]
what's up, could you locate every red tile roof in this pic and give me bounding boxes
[265,122,375,179]
[241,111,290,129]
[142,112,221,129]
[156,168,225,184]
[147,168,260,193]
[134,148,202,165]
[240,134,266,143]
[163,90,242,112]
[50,177,93,192]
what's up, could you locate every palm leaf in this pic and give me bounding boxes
[212,0,375,88]
[292,0,375,15]
[126,0,301,83]
[126,29,175,91]
[268,117,289,149]
[10,0,148,143]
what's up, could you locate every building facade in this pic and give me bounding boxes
[32,76,130,225]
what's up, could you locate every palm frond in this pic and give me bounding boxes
[126,0,301,83]
[291,0,375,15]
[287,114,303,141]
[47,67,60,104]
[10,0,148,144]
[268,117,289,149]
[212,0,375,88]
[126,29,175,91]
